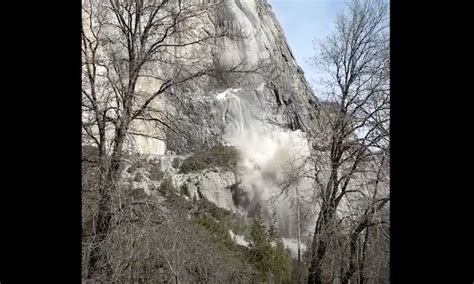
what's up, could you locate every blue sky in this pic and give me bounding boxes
[267,0,346,91]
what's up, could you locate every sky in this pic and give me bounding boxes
[267,0,346,93]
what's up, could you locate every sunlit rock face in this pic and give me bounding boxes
[82,0,318,155]
[126,0,320,240]
[126,0,318,155]
[154,87,318,241]
[117,0,322,245]
[84,0,388,257]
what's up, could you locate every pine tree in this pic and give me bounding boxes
[249,206,292,283]
[268,208,292,283]
[249,204,274,281]
[268,209,279,243]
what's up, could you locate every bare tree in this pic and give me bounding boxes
[81,0,242,277]
[306,0,389,283]
[82,184,251,282]
[341,152,389,284]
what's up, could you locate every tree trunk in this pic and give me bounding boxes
[341,225,365,284]
[308,169,339,284]
[307,202,335,284]
[88,169,114,277]
[296,187,301,283]
[88,118,129,278]
[359,228,370,284]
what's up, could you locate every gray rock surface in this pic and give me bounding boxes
[130,0,319,154]
[120,0,324,240]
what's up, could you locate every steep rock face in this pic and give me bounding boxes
[212,0,318,123]
[176,170,239,212]
[132,0,318,155]
[121,0,322,242]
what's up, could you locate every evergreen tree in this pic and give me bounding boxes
[268,209,280,243]
[249,206,292,283]
[249,204,274,281]
[268,208,292,283]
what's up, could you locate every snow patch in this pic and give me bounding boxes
[229,230,250,248]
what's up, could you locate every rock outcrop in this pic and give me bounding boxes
[128,0,318,155]
[116,0,322,243]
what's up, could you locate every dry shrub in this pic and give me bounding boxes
[179,144,239,174]
[83,191,252,283]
